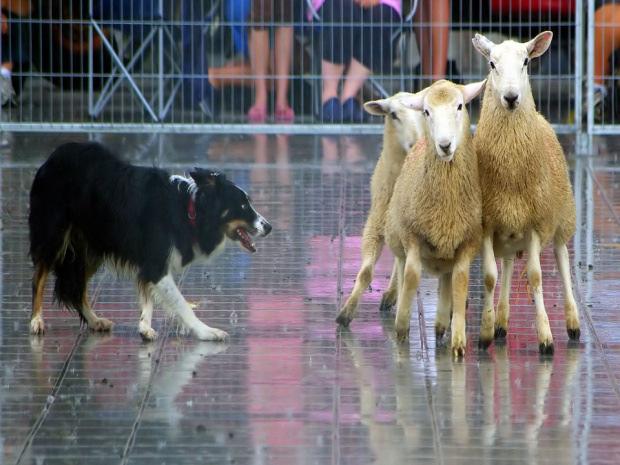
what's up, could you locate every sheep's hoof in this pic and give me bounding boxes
[335,313,352,327]
[395,326,410,342]
[567,327,581,340]
[494,327,507,339]
[539,341,555,355]
[435,325,447,340]
[379,294,396,313]
[478,337,493,350]
[452,345,466,359]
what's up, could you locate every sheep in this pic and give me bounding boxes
[472,31,580,354]
[336,92,425,327]
[384,79,486,357]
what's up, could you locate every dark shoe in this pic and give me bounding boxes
[341,98,367,123]
[320,97,342,122]
[183,79,219,119]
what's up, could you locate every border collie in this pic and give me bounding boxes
[28,142,271,341]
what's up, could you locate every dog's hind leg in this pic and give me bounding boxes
[30,263,49,335]
[336,228,384,327]
[153,274,227,341]
[138,284,157,341]
[81,260,113,332]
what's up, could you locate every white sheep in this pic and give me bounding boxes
[385,79,486,357]
[336,92,424,327]
[472,31,579,354]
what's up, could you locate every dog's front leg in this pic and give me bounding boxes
[138,286,157,341]
[153,274,228,341]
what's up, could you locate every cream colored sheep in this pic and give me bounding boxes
[336,92,424,327]
[385,79,486,357]
[472,31,579,354]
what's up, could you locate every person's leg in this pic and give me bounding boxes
[274,26,294,119]
[248,0,271,122]
[416,0,449,84]
[594,4,620,86]
[227,0,251,58]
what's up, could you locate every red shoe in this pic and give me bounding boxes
[247,105,267,123]
[275,105,295,123]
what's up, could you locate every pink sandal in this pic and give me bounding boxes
[275,105,295,123]
[247,105,267,123]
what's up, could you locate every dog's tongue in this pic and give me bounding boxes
[236,227,256,253]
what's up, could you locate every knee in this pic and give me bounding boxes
[527,268,541,289]
[484,273,496,293]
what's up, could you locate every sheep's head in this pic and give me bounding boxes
[364,92,424,152]
[400,80,486,162]
[472,31,553,111]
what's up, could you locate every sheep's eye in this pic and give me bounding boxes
[523,57,529,67]
[424,109,430,117]
[390,111,399,121]
[489,61,496,70]
[457,103,463,111]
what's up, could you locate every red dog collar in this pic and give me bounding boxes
[187,196,197,228]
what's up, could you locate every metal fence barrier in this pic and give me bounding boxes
[0,0,607,136]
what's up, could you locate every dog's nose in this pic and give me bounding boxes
[503,93,518,108]
[439,142,451,155]
[263,222,272,236]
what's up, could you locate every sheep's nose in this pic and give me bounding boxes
[439,142,451,154]
[503,93,519,108]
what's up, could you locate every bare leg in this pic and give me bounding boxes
[527,232,554,354]
[554,242,580,340]
[435,272,452,340]
[30,264,49,335]
[340,58,370,102]
[249,29,270,118]
[322,60,345,103]
[479,235,498,348]
[153,274,227,341]
[274,26,293,111]
[395,246,421,341]
[380,262,399,312]
[416,0,450,84]
[495,255,515,338]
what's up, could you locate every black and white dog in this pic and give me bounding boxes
[28,142,271,341]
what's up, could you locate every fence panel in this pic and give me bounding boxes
[0,0,586,133]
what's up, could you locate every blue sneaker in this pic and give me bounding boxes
[342,98,367,123]
[320,97,342,122]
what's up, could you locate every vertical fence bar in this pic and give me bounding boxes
[587,0,595,139]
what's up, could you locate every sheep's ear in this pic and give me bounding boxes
[398,92,425,112]
[526,31,553,58]
[363,99,390,116]
[461,80,486,104]
[472,33,495,59]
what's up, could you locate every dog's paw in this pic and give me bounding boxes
[89,317,114,332]
[193,325,228,341]
[30,316,45,335]
[139,326,158,341]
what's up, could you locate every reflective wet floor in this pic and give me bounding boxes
[0,132,618,465]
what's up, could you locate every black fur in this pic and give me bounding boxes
[29,142,269,321]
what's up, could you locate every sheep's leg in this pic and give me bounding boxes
[451,250,473,358]
[528,232,554,354]
[435,272,452,341]
[479,235,498,349]
[495,256,515,339]
[379,262,398,312]
[336,230,384,327]
[395,246,421,342]
[554,242,580,340]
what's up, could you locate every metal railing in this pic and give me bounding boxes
[0,1,609,137]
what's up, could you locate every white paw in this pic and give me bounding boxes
[139,326,158,341]
[193,324,228,341]
[89,317,114,332]
[30,316,45,335]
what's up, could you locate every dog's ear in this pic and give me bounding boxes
[189,168,224,188]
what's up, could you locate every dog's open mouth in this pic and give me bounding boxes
[235,227,256,253]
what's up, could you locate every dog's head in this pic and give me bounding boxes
[189,169,271,253]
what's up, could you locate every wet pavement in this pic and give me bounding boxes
[0,132,618,465]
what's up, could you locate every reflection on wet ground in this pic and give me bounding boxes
[0,132,618,464]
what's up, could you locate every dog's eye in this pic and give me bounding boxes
[241,204,248,210]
